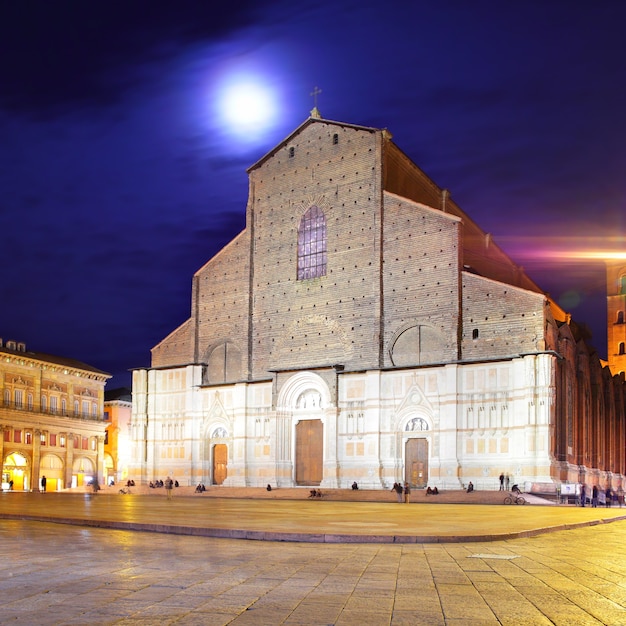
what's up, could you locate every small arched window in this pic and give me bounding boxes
[472,329,479,340]
[619,342,625,355]
[617,311,625,324]
[297,205,327,279]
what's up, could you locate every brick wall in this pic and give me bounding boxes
[151,319,193,368]
[194,232,251,380]
[462,272,546,360]
[247,122,383,377]
[382,193,461,366]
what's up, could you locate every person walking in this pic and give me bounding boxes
[403,482,410,504]
[499,473,505,491]
[41,475,47,492]
[592,484,598,508]
[165,476,174,500]
[392,482,403,503]
[580,483,586,507]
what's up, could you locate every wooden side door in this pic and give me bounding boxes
[405,438,428,488]
[212,444,228,485]
[295,419,323,485]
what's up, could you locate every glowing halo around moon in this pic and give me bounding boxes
[221,82,275,128]
[212,69,281,146]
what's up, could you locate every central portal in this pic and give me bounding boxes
[295,419,323,485]
[405,438,429,488]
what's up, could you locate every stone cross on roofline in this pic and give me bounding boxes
[310,86,322,118]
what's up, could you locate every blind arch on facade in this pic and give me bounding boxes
[297,205,327,280]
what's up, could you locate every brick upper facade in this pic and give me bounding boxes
[152,115,566,383]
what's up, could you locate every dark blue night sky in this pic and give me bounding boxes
[1,1,624,387]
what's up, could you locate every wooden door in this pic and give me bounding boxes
[212,444,228,485]
[295,419,323,485]
[405,438,428,488]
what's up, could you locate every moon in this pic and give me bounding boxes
[215,73,279,143]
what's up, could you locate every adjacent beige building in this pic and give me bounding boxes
[103,387,132,486]
[1,339,110,491]
[130,111,626,493]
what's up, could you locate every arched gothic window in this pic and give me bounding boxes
[617,310,624,324]
[297,205,327,280]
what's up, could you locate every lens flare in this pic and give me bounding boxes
[497,236,626,264]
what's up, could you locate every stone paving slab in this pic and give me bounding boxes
[1,491,625,543]
[2,518,626,625]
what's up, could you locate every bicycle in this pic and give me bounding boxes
[504,492,525,505]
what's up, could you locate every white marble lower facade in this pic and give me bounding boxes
[129,351,582,492]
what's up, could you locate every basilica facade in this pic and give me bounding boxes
[130,111,626,493]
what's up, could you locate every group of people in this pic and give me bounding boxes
[308,489,324,498]
[581,484,621,508]
[149,478,179,490]
[391,482,411,503]
[426,486,439,495]
[195,483,207,493]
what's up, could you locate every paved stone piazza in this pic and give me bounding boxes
[1,490,626,625]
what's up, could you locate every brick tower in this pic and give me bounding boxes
[606,260,626,376]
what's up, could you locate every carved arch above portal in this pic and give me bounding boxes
[276,371,332,414]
